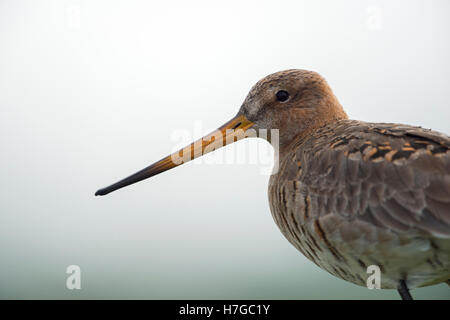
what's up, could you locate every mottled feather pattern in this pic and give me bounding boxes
[269,120,450,288]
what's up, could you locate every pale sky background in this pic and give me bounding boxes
[0,0,449,299]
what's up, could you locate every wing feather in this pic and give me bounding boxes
[279,120,450,239]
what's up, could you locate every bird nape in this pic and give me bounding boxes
[96,69,450,300]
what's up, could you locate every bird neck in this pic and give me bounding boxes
[275,97,348,157]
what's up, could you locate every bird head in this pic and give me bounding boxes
[95,69,347,196]
[239,69,347,151]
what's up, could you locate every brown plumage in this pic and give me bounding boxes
[269,120,450,290]
[96,69,450,299]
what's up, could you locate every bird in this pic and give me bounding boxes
[95,69,450,300]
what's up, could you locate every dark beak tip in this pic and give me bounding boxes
[95,189,106,196]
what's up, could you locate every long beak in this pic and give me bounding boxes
[95,113,255,196]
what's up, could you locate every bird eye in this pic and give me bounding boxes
[276,90,289,102]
